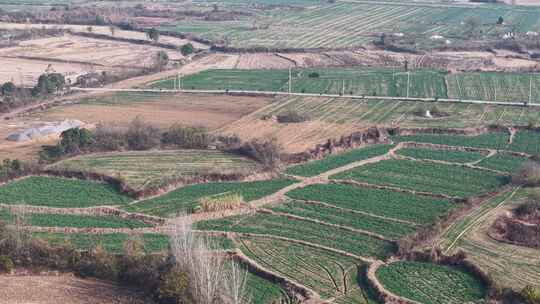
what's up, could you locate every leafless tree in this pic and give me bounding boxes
[169,216,249,304]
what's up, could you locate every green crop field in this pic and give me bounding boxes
[285,144,394,177]
[160,1,540,49]
[270,200,417,240]
[508,130,540,156]
[392,131,511,150]
[396,147,484,164]
[123,179,295,217]
[286,183,454,225]
[48,150,258,190]
[238,236,378,303]
[476,153,529,173]
[447,72,540,103]
[376,261,486,304]
[196,212,396,259]
[18,213,152,229]
[244,269,292,304]
[331,159,508,198]
[0,176,131,208]
[33,232,170,253]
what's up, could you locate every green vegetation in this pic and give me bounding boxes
[477,153,529,173]
[396,147,484,163]
[286,144,393,177]
[33,232,170,253]
[245,270,291,304]
[509,130,540,156]
[271,200,416,240]
[20,213,151,229]
[286,183,454,225]
[332,159,508,198]
[376,261,486,304]
[238,236,378,303]
[123,179,295,217]
[392,132,510,150]
[0,176,131,207]
[196,212,395,259]
[49,150,258,190]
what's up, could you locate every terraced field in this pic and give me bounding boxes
[123,179,295,217]
[476,153,529,172]
[238,236,378,303]
[49,150,258,190]
[285,144,394,177]
[392,132,510,150]
[0,176,131,208]
[376,261,487,304]
[508,130,540,155]
[331,159,508,198]
[395,147,484,163]
[286,183,454,225]
[13,213,152,229]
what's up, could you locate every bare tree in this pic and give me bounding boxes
[169,216,249,304]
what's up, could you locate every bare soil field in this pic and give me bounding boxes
[0,93,271,160]
[0,273,149,304]
[0,34,184,85]
[0,22,209,49]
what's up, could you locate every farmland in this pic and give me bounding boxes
[376,261,487,304]
[9,212,152,229]
[395,147,485,164]
[331,159,508,198]
[123,179,295,217]
[476,153,529,172]
[391,131,511,150]
[0,176,131,207]
[285,183,454,225]
[285,144,394,177]
[48,149,259,190]
[160,1,540,49]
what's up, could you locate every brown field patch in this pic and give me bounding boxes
[0,273,149,304]
[235,53,294,69]
[0,34,185,85]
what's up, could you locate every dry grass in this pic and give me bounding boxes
[198,192,245,213]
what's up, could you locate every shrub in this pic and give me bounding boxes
[93,124,128,151]
[157,266,193,304]
[161,125,211,149]
[520,285,540,304]
[308,72,320,78]
[0,255,14,273]
[76,244,119,280]
[276,111,310,123]
[126,117,161,151]
[239,137,282,169]
[512,161,540,186]
[198,192,244,212]
[181,43,194,56]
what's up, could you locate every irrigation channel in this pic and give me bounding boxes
[71,87,539,108]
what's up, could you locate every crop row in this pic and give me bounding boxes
[332,159,508,198]
[477,153,528,173]
[285,144,394,177]
[396,147,484,164]
[238,236,377,302]
[392,131,510,150]
[508,130,540,156]
[376,261,486,304]
[0,176,131,208]
[123,179,295,217]
[270,200,416,240]
[5,212,152,229]
[286,183,453,225]
[196,212,395,259]
[50,149,258,190]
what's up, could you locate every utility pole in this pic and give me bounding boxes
[288,67,292,94]
[406,71,410,98]
[529,74,533,104]
[342,79,345,96]
[178,73,182,91]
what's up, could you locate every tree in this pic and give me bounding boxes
[34,73,65,95]
[180,43,194,56]
[520,285,540,304]
[1,82,16,96]
[125,117,161,150]
[58,128,94,154]
[146,28,160,43]
[86,26,93,33]
[497,16,504,25]
[95,15,106,26]
[154,51,169,71]
[464,16,481,38]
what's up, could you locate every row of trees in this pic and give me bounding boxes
[0,72,66,112]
